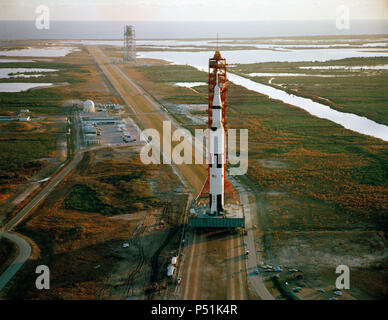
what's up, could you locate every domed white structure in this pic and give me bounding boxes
[83,99,95,113]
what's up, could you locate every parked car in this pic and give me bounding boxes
[273,265,283,272]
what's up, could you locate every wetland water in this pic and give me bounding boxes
[0,47,78,57]
[227,73,388,141]
[0,83,53,92]
[138,48,388,141]
[137,47,388,65]
[0,47,72,91]
[0,68,57,79]
[174,82,207,88]
[300,65,388,70]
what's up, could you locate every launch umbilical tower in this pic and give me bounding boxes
[123,25,136,62]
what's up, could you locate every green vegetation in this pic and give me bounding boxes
[231,57,388,74]
[64,184,113,215]
[64,159,161,215]
[131,64,208,104]
[0,130,56,185]
[225,83,387,231]
[0,237,17,275]
[135,64,206,83]
[230,57,388,124]
[0,89,65,115]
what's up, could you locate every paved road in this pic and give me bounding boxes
[0,113,82,293]
[0,232,31,292]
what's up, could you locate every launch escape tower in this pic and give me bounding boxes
[188,50,245,228]
[123,25,136,62]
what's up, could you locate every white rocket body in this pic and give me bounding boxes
[209,79,225,215]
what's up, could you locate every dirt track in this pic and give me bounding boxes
[87,46,249,300]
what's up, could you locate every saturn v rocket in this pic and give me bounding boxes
[209,75,225,214]
[206,50,229,215]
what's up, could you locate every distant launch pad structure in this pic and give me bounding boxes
[188,50,244,229]
[123,25,136,62]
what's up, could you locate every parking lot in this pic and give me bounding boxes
[80,112,140,147]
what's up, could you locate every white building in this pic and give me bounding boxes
[83,100,95,113]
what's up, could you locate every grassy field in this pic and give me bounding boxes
[64,155,161,215]
[130,64,208,104]
[230,57,388,125]
[0,121,58,198]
